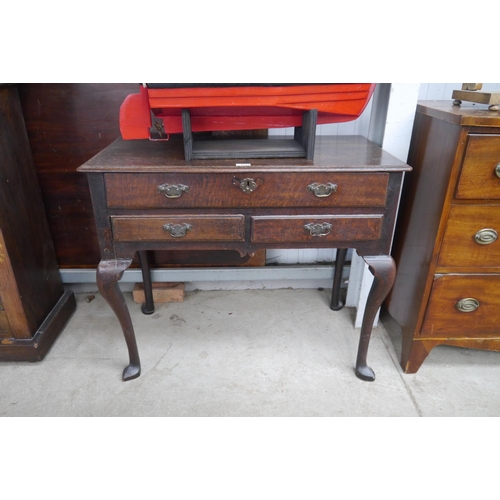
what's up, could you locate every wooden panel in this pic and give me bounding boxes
[422,274,500,338]
[455,134,500,199]
[105,172,389,209]
[18,83,139,267]
[416,101,500,127]
[438,205,500,268]
[386,113,463,331]
[251,215,382,244]
[0,85,65,338]
[112,215,245,242]
[0,309,10,337]
[0,293,12,338]
[0,291,76,361]
[0,229,30,339]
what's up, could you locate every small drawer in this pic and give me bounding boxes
[250,214,383,244]
[438,205,500,268]
[105,172,389,209]
[455,134,500,200]
[112,215,245,242]
[421,274,500,338]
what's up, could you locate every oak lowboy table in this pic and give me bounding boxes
[78,135,411,381]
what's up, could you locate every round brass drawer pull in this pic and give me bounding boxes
[157,183,189,198]
[474,228,498,245]
[304,222,332,237]
[456,298,480,313]
[163,223,192,238]
[495,163,500,179]
[307,182,338,198]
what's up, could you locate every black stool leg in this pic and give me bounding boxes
[137,250,155,315]
[330,248,348,311]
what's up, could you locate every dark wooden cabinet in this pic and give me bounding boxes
[386,101,500,373]
[0,85,76,360]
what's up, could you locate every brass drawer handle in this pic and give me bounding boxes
[456,298,480,313]
[233,177,258,194]
[163,223,192,238]
[495,163,500,179]
[304,222,332,237]
[157,183,189,198]
[307,182,338,198]
[474,228,498,245]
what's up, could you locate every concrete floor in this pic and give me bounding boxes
[1,288,499,417]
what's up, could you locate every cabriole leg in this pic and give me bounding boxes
[330,248,348,311]
[97,259,141,381]
[355,255,396,381]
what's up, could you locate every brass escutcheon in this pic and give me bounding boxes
[474,228,498,245]
[234,177,258,194]
[307,182,338,198]
[456,298,480,313]
[157,183,189,198]
[163,223,192,238]
[304,222,332,237]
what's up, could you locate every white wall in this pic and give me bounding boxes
[418,83,500,100]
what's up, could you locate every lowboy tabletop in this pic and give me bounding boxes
[79,135,410,173]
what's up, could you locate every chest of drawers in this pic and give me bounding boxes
[79,135,410,381]
[386,101,500,372]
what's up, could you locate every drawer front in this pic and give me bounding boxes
[112,215,245,242]
[421,274,500,337]
[438,205,500,268]
[455,134,500,200]
[105,172,389,209]
[251,215,383,244]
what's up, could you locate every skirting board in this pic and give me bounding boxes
[60,265,350,285]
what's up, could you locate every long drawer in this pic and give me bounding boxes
[455,134,500,200]
[251,214,383,244]
[112,215,245,242]
[421,274,500,338]
[438,204,500,268]
[105,172,389,209]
